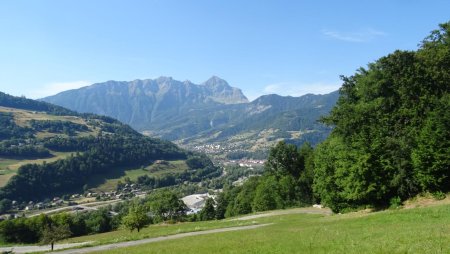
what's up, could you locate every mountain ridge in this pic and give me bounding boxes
[43,76,249,130]
[41,77,339,159]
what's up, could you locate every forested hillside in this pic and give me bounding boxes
[0,92,219,202]
[313,22,450,212]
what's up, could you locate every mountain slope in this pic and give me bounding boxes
[42,77,339,159]
[43,76,249,130]
[0,92,219,202]
[175,92,339,159]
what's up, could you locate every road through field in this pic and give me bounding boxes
[1,207,331,253]
[0,242,93,254]
[230,207,332,221]
[51,224,272,254]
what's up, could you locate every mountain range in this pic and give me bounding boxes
[42,76,339,159]
[43,76,248,130]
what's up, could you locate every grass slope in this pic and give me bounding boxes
[89,204,450,254]
[64,219,256,246]
[87,160,189,192]
[0,106,95,187]
[0,151,74,187]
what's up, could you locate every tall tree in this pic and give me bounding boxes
[298,142,315,204]
[412,95,450,192]
[199,198,216,221]
[147,190,187,222]
[252,176,282,212]
[265,141,300,177]
[40,224,71,251]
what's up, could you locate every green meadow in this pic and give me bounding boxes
[0,151,74,187]
[87,204,450,254]
[87,160,189,192]
[64,219,256,246]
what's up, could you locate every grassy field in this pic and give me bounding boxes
[0,106,86,127]
[88,204,450,254]
[1,106,98,137]
[0,151,75,187]
[64,219,256,246]
[87,160,188,192]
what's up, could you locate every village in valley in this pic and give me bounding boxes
[0,156,266,220]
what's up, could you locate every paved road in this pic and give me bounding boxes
[231,207,332,221]
[51,224,272,254]
[27,199,123,218]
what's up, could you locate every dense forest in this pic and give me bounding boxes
[0,134,186,201]
[313,22,450,212]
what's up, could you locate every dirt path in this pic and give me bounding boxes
[2,207,330,253]
[0,242,93,254]
[230,207,332,221]
[21,224,271,254]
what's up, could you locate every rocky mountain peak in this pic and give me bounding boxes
[202,76,229,88]
[201,76,249,104]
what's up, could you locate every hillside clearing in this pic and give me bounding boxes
[0,151,74,187]
[87,160,189,192]
[0,106,85,127]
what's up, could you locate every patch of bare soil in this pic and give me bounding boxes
[403,193,450,209]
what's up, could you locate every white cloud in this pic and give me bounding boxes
[28,80,91,99]
[262,81,341,98]
[322,28,386,42]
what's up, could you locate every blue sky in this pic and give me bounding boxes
[1,0,449,100]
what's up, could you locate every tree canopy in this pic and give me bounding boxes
[122,201,150,232]
[314,22,450,212]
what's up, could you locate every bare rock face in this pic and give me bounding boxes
[42,76,248,130]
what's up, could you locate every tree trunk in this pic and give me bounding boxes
[51,242,54,251]
[137,227,140,232]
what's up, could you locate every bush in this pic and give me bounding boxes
[432,191,446,200]
[389,196,402,209]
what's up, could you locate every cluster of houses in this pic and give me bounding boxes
[190,142,249,156]
[12,197,65,212]
[24,198,64,211]
[0,183,146,219]
[85,184,145,200]
[192,144,226,154]
[0,198,65,220]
